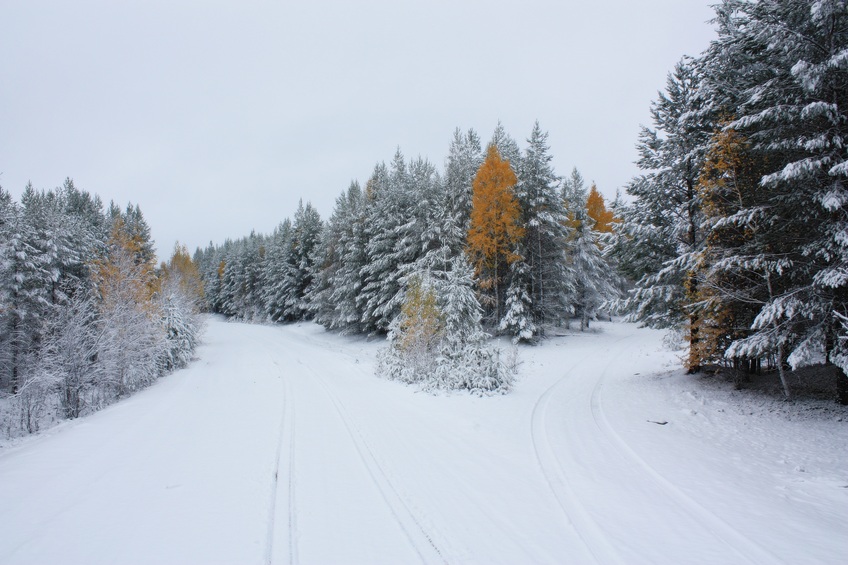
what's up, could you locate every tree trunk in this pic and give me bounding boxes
[10,315,20,395]
[537,233,544,330]
[685,175,701,374]
[776,341,791,400]
[836,366,848,405]
[687,312,701,374]
[824,323,847,404]
[494,270,500,329]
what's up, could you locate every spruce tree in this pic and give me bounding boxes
[703,0,848,399]
[515,121,572,333]
[612,59,713,370]
[444,127,483,232]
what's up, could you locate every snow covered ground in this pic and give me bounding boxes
[0,317,845,564]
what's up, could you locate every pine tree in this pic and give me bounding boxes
[692,125,780,387]
[157,243,205,371]
[566,181,621,330]
[324,181,370,332]
[359,160,403,332]
[287,201,322,320]
[444,128,483,233]
[118,203,156,268]
[702,0,848,399]
[612,58,713,370]
[360,152,437,332]
[0,186,27,393]
[263,220,295,322]
[434,254,512,393]
[489,121,521,172]
[515,121,571,333]
[499,259,537,342]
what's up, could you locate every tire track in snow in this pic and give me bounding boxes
[263,354,298,565]
[530,335,630,565]
[591,356,784,565]
[284,380,298,565]
[260,334,302,565]
[296,356,451,565]
[282,326,533,563]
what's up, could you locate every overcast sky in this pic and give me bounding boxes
[1,0,716,258]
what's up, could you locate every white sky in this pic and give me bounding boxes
[1,0,716,258]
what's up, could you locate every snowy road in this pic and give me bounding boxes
[1,318,846,564]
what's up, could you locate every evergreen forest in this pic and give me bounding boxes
[0,180,204,435]
[3,0,847,440]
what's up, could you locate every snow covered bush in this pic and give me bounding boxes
[35,286,103,419]
[499,259,537,343]
[157,244,205,372]
[0,181,211,438]
[93,222,165,396]
[377,256,513,394]
[158,291,203,372]
[378,274,444,385]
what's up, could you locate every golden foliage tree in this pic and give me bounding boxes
[396,276,444,359]
[94,218,157,310]
[467,144,524,322]
[586,184,616,234]
[161,243,205,309]
[92,218,163,394]
[691,125,767,380]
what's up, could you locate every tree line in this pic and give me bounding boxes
[0,180,204,436]
[610,0,848,403]
[193,123,621,391]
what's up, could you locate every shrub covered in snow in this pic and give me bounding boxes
[377,256,513,394]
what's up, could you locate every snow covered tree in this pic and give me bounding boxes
[378,255,512,393]
[34,284,102,419]
[499,259,537,342]
[433,255,513,393]
[700,0,848,398]
[611,58,712,370]
[109,202,155,268]
[193,243,224,313]
[217,232,266,321]
[378,273,444,385]
[489,121,521,172]
[684,123,785,387]
[286,200,322,320]
[515,121,572,333]
[444,127,483,233]
[7,183,85,394]
[0,186,32,394]
[157,243,205,372]
[359,152,439,333]
[566,181,621,330]
[262,219,296,322]
[0,180,207,432]
[93,220,164,396]
[359,158,409,333]
[312,181,370,332]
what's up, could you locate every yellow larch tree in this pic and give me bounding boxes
[92,218,163,394]
[586,184,617,234]
[467,144,524,323]
[160,243,205,309]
